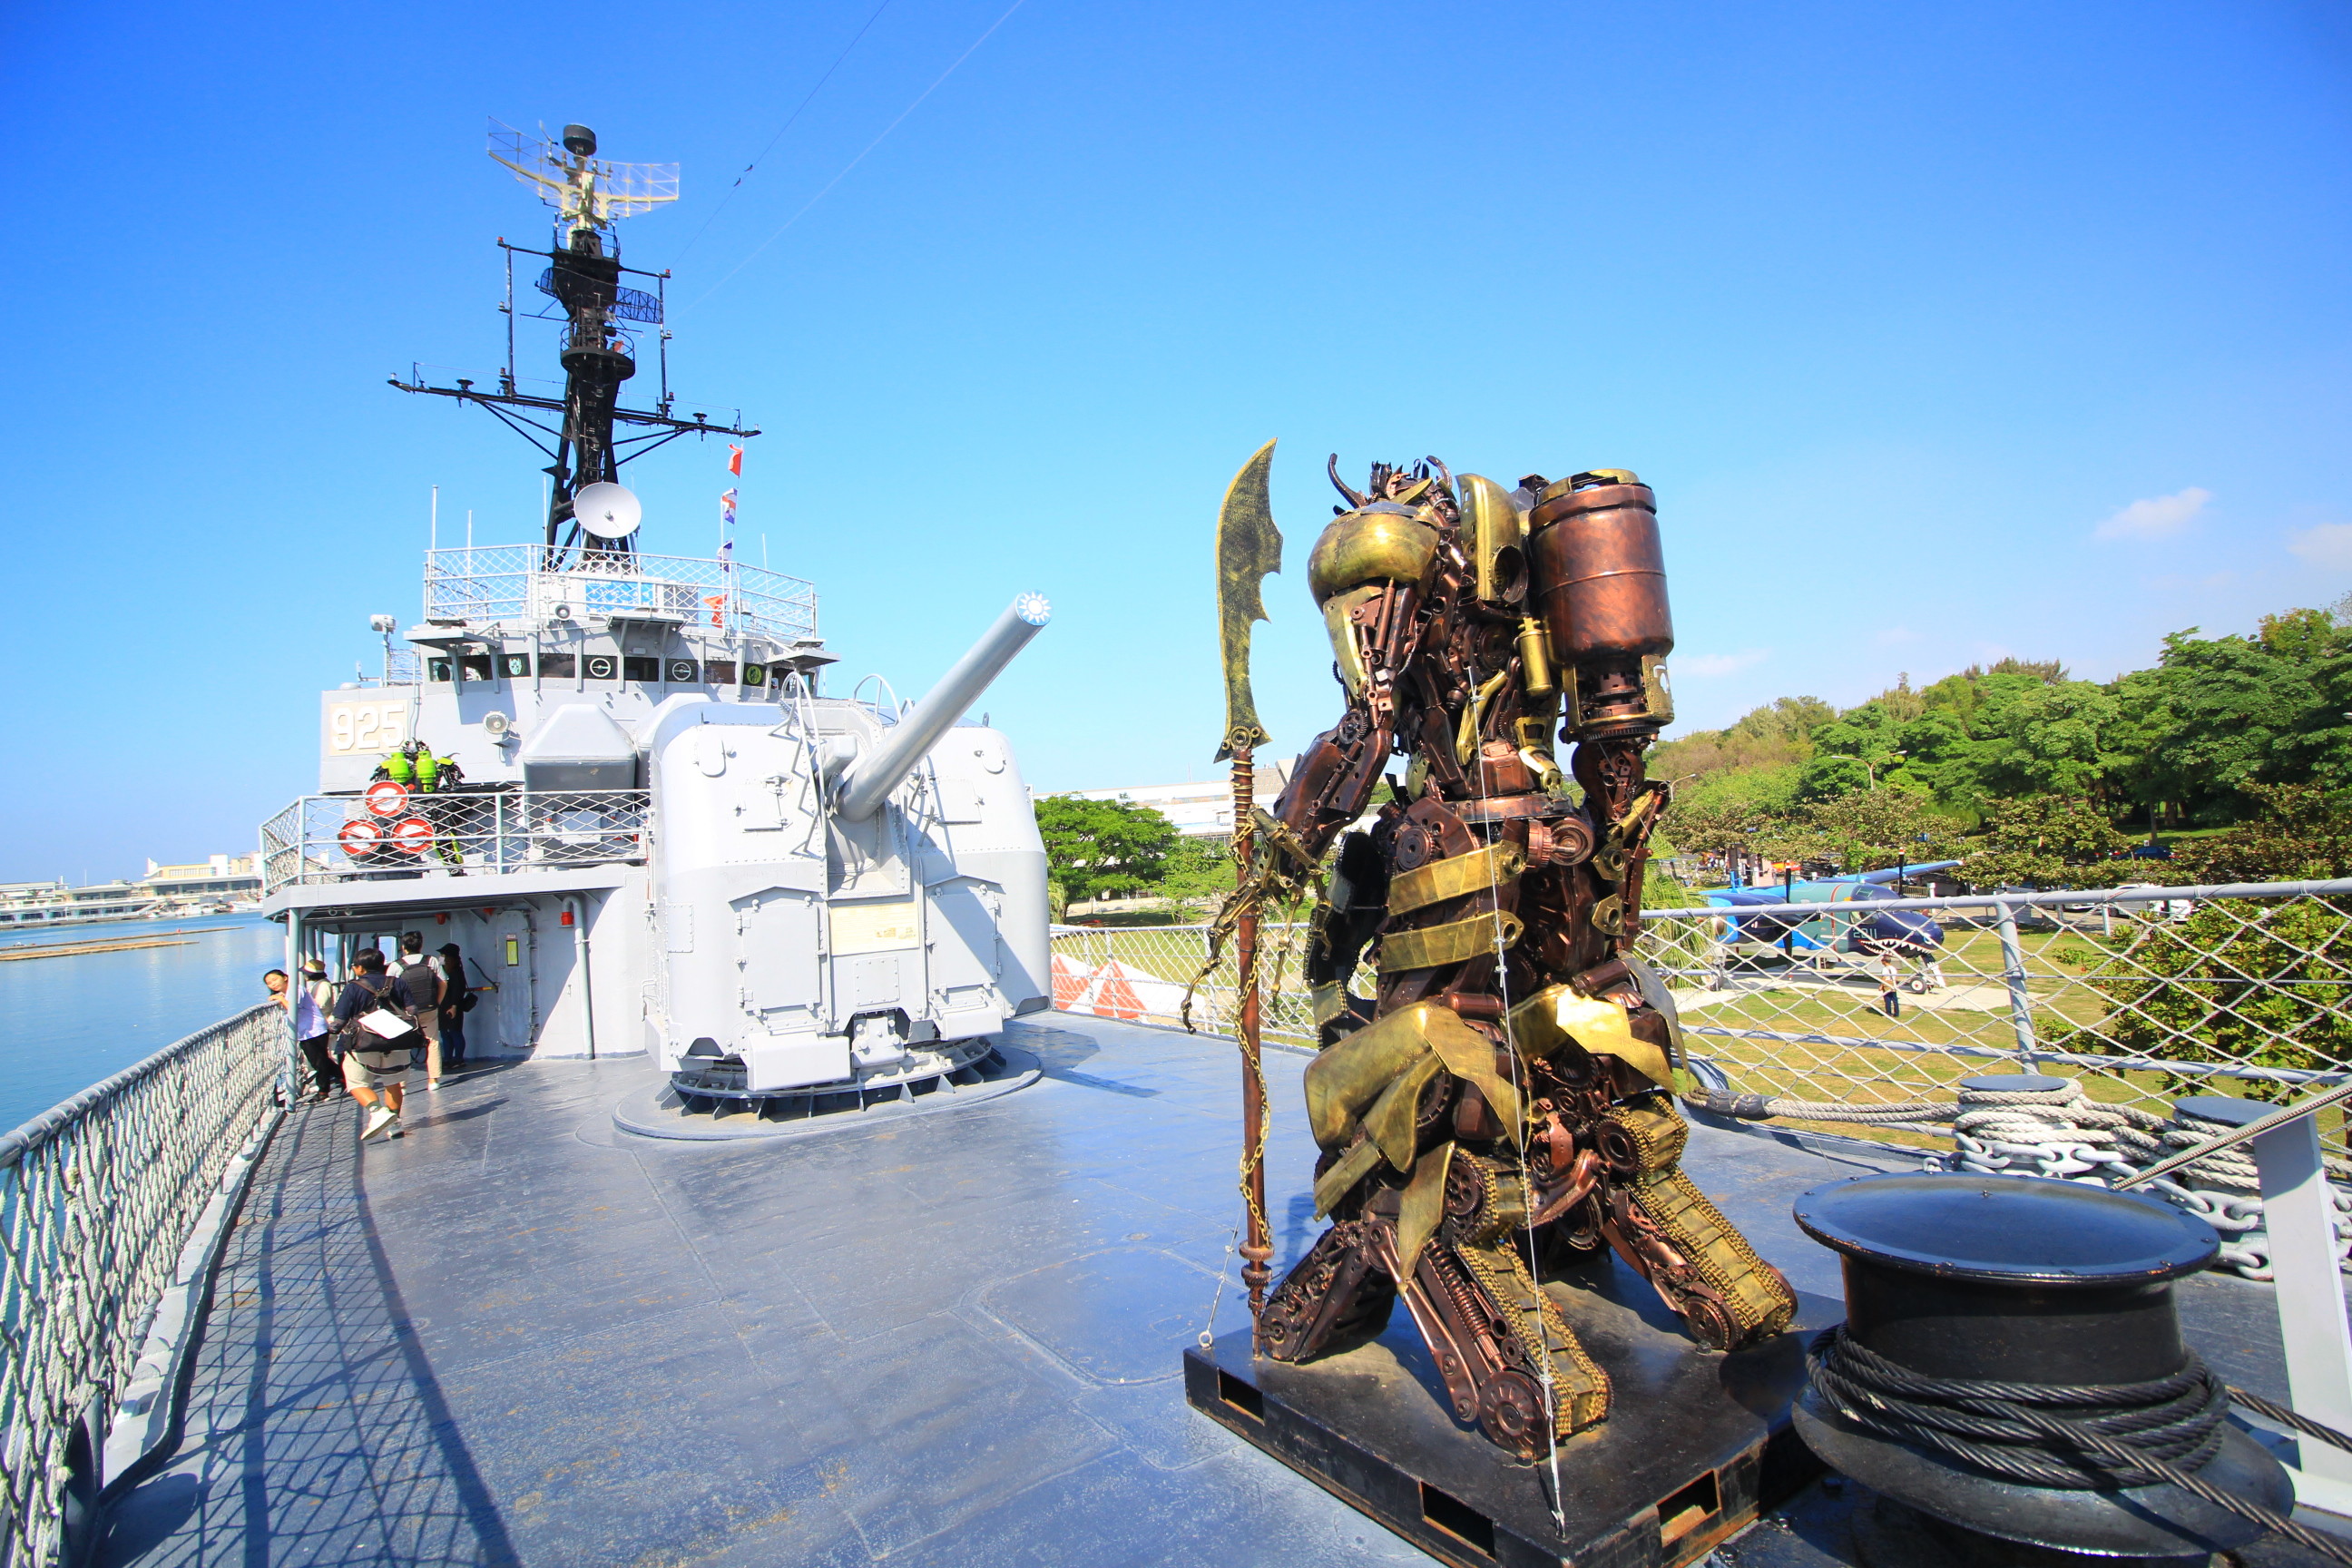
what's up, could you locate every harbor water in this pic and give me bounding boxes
[0,915,283,1136]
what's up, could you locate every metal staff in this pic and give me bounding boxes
[1215,438,1282,1335]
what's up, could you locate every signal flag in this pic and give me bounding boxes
[728,445,743,476]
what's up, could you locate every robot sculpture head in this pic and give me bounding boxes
[1306,457,1460,697]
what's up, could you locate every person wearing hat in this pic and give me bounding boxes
[272,958,344,1103]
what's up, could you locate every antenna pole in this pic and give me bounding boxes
[501,244,516,395]
[657,274,672,416]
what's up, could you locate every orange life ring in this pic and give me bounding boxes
[364,780,409,818]
[389,817,435,857]
[338,818,383,856]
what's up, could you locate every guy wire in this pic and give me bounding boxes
[686,0,1029,312]
[667,0,897,270]
[1474,691,1570,1534]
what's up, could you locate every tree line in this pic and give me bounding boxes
[1654,599,2352,887]
[1034,598,2352,916]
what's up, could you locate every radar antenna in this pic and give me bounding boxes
[486,120,680,241]
[391,120,759,564]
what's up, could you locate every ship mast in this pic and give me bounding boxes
[393,120,760,563]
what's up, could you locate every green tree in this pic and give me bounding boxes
[1660,798,1770,858]
[1801,702,1906,799]
[1958,795,2132,889]
[1963,678,2126,804]
[1651,697,1834,787]
[2107,610,2352,824]
[1033,798,1181,904]
[1759,788,1957,873]
[1152,833,1238,907]
[2051,897,2352,1099]
[2170,782,2352,883]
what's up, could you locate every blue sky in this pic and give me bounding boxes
[3,0,2348,883]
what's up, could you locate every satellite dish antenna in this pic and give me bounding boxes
[573,482,642,540]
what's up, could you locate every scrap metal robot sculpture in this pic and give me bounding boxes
[1209,443,1797,1463]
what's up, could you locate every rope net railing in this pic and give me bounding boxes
[0,1003,284,1567]
[259,789,651,892]
[1050,879,2352,1276]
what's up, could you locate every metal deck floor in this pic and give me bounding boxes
[98,1014,2307,1567]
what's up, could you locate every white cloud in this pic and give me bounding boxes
[2287,523,2352,572]
[2094,486,2210,542]
[1680,649,1769,678]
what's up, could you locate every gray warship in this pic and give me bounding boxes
[260,121,1054,1116]
[5,119,2340,1568]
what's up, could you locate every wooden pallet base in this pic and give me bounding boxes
[1184,1256,1828,1568]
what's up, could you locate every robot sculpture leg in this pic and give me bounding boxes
[1260,1001,1612,1459]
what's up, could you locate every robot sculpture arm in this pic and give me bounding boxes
[1235,457,1797,1462]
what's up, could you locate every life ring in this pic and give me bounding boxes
[389,817,435,857]
[364,780,409,818]
[338,818,383,856]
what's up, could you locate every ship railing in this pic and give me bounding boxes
[421,545,818,643]
[1051,877,2352,1163]
[0,1004,283,1567]
[259,789,652,893]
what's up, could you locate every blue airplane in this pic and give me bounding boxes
[1694,861,1961,956]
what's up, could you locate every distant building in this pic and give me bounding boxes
[0,854,262,926]
[1055,764,1292,839]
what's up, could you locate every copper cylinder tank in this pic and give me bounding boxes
[1528,475,1674,736]
[1527,475,1673,665]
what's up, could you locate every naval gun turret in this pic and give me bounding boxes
[650,595,1054,1105]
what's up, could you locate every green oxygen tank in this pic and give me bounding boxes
[384,750,415,786]
[415,750,441,792]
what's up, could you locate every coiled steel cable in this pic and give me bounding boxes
[1808,1327,2352,1564]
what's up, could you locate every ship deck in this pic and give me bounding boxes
[97,1014,2317,1567]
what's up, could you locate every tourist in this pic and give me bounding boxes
[331,949,426,1141]
[436,943,476,1071]
[392,931,448,1091]
[1876,950,1902,1019]
[290,958,339,1102]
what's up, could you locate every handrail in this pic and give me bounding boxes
[0,1004,276,1171]
[0,1003,285,1565]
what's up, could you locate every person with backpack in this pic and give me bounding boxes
[393,931,449,1090]
[436,942,481,1070]
[331,949,428,1141]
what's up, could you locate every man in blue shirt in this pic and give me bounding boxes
[330,949,427,1141]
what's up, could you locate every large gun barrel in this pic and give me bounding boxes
[832,593,1052,821]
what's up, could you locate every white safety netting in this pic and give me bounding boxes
[0,1004,285,1566]
[1051,880,2352,1277]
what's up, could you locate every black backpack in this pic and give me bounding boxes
[393,956,441,1017]
[338,975,414,1050]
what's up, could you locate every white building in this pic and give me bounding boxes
[1056,764,1292,838]
[0,855,263,926]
